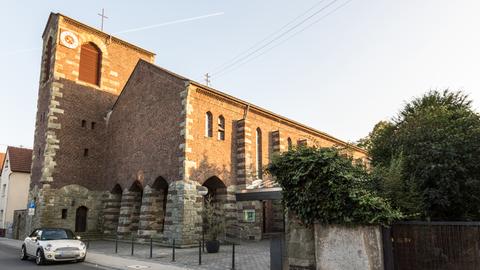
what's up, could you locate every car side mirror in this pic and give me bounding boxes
[76,236,81,240]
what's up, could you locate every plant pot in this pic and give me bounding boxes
[205,240,220,253]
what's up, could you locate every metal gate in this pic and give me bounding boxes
[384,221,480,270]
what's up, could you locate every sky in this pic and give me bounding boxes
[0,0,479,152]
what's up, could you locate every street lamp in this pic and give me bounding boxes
[197,186,209,252]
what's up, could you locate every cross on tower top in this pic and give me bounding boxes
[97,8,108,31]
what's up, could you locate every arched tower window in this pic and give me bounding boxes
[256,128,263,179]
[287,137,292,150]
[218,115,225,140]
[205,111,213,137]
[79,42,101,85]
[43,37,53,83]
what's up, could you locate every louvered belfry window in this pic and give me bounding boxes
[79,42,101,85]
[43,38,52,83]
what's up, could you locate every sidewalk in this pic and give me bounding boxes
[0,237,191,270]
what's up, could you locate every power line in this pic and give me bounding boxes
[209,0,330,74]
[214,0,354,80]
[210,0,340,77]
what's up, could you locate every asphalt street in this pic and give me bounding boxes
[0,244,111,270]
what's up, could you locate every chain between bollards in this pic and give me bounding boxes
[198,240,202,265]
[150,237,153,259]
[131,235,135,256]
[172,239,176,262]
[232,242,236,270]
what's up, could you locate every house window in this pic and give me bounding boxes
[81,120,86,128]
[1,184,6,197]
[79,42,101,85]
[83,148,89,157]
[205,112,213,137]
[61,209,68,219]
[218,115,225,141]
[287,137,292,150]
[91,122,96,129]
[256,128,263,179]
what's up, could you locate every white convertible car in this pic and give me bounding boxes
[20,228,87,265]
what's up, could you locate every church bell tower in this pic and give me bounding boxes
[28,13,155,234]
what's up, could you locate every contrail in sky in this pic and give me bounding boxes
[1,12,224,57]
[114,12,225,34]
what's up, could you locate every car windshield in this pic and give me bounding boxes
[40,229,76,240]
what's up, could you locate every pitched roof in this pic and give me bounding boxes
[124,60,367,154]
[0,152,5,175]
[7,147,33,173]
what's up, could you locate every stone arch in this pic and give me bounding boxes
[117,180,143,237]
[203,176,227,200]
[103,184,123,235]
[202,176,229,240]
[78,35,109,57]
[139,176,169,238]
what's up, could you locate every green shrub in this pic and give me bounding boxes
[267,146,402,225]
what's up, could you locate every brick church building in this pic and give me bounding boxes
[28,13,367,245]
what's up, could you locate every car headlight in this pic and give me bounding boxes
[44,244,53,251]
[80,242,86,250]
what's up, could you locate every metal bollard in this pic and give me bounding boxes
[131,236,134,256]
[150,237,153,259]
[232,243,235,270]
[172,239,176,262]
[115,237,118,253]
[199,240,202,265]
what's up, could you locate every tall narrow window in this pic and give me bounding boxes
[205,112,213,137]
[256,128,263,179]
[218,115,225,141]
[81,120,86,128]
[287,137,293,150]
[43,37,52,83]
[79,42,101,85]
[83,148,89,157]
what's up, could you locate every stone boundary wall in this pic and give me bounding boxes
[287,214,384,270]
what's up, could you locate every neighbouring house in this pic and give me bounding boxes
[28,13,367,245]
[0,147,32,236]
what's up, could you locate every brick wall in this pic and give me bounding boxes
[187,84,367,189]
[104,61,186,191]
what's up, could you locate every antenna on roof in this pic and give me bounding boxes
[204,73,211,87]
[97,8,109,31]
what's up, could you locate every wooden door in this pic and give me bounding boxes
[75,206,88,232]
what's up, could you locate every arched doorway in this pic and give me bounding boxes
[129,181,143,233]
[203,176,227,202]
[151,177,169,232]
[75,206,88,232]
[202,176,228,240]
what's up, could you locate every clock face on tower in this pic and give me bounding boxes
[60,30,79,49]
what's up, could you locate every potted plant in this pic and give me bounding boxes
[202,197,225,253]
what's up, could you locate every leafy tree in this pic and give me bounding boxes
[366,90,480,220]
[267,147,402,226]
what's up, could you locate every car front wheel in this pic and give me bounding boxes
[35,249,45,265]
[20,246,28,260]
